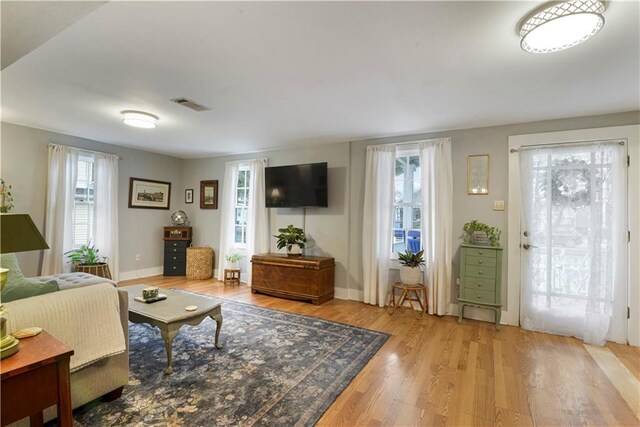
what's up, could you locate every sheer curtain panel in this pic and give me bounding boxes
[245,159,269,285]
[94,152,119,280]
[519,141,627,345]
[42,144,79,274]
[217,162,240,281]
[362,145,396,307]
[419,138,453,315]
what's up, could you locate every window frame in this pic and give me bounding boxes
[233,164,251,248]
[72,153,96,247]
[391,149,422,260]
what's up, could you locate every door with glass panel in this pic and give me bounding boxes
[519,140,627,344]
[393,154,421,253]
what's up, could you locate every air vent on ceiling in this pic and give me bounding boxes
[171,97,211,112]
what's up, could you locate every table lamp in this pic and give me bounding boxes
[0,213,49,359]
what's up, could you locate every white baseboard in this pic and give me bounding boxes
[119,266,163,281]
[334,287,364,301]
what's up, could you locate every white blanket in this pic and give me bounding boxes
[5,283,126,372]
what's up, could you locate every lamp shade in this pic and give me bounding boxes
[0,214,49,253]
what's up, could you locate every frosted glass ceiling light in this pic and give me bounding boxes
[121,110,159,129]
[520,1,606,54]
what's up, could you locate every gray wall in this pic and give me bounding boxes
[181,142,350,286]
[0,122,184,276]
[3,110,638,299]
[348,110,640,309]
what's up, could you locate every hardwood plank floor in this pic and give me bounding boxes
[120,276,640,426]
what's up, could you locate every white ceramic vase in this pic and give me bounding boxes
[287,244,302,257]
[399,266,421,285]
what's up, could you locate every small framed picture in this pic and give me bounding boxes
[200,180,218,209]
[467,154,489,195]
[128,178,171,209]
[185,189,194,204]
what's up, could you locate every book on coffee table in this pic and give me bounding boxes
[134,294,167,304]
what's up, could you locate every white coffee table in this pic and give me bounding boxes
[125,285,223,374]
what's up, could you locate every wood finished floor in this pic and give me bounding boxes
[120,276,640,426]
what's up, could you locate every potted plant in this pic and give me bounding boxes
[0,179,14,213]
[462,220,501,247]
[398,250,425,285]
[274,225,307,257]
[225,253,242,269]
[65,244,112,279]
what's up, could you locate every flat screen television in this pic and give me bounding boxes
[265,162,328,208]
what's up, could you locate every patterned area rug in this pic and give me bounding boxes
[74,296,389,426]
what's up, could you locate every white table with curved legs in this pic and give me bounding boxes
[125,285,222,374]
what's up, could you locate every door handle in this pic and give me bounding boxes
[522,243,538,250]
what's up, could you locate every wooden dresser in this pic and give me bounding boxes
[251,254,335,305]
[163,227,192,276]
[457,244,503,330]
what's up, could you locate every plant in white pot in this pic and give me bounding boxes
[398,250,425,285]
[225,253,242,269]
[274,225,307,257]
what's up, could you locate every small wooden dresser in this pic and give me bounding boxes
[457,244,503,330]
[163,227,192,276]
[251,254,335,305]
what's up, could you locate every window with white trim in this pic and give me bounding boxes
[234,166,251,246]
[393,152,421,254]
[73,155,95,246]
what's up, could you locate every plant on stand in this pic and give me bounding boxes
[0,179,14,213]
[462,220,501,247]
[274,225,307,257]
[398,250,425,285]
[65,244,112,279]
[225,253,242,269]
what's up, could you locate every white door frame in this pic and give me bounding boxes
[507,125,640,346]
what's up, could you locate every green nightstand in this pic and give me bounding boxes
[457,244,503,330]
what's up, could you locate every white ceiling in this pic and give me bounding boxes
[2,1,638,159]
[1,0,107,70]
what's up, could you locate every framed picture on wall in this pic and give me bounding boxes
[200,180,218,209]
[128,177,171,209]
[185,189,194,204]
[467,154,489,195]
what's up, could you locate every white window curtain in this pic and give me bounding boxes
[519,142,626,345]
[362,145,396,307]
[419,138,453,315]
[42,145,79,275]
[218,159,269,284]
[244,159,269,285]
[94,152,119,281]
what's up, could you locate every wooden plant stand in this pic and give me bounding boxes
[223,268,241,286]
[388,282,428,320]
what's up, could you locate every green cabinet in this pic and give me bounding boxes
[457,244,503,330]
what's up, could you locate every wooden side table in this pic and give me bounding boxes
[223,268,241,286]
[1,331,74,427]
[388,282,428,320]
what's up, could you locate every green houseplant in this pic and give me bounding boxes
[225,253,242,268]
[462,220,501,247]
[274,225,307,257]
[398,250,425,285]
[65,244,112,279]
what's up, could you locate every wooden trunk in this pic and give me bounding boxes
[250,254,335,305]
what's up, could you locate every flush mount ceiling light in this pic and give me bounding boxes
[519,0,606,54]
[121,110,159,129]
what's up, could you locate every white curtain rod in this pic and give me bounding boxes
[49,143,123,160]
[510,139,625,153]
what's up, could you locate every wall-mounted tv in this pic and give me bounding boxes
[265,162,328,208]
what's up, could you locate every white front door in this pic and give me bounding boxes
[518,140,628,344]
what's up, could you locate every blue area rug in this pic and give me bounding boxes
[74,296,389,426]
